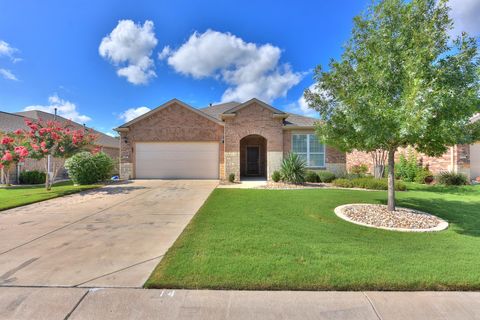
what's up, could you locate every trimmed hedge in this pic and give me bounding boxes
[65,152,114,185]
[19,170,46,185]
[305,171,320,183]
[317,171,336,183]
[333,177,406,191]
[271,171,281,182]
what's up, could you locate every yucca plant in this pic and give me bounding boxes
[280,153,306,184]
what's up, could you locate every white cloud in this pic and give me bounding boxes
[158,45,171,60]
[24,95,92,123]
[0,40,17,58]
[119,106,151,122]
[99,20,158,85]
[284,84,320,118]
[448,0,480,37]
[165,30,303,103]
[0,68,18,81]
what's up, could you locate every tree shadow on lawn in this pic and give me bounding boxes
[382,196,480,237]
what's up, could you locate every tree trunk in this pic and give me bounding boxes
[387,149,396,211]
[45,158,51,191]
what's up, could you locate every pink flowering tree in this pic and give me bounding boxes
[0,130,29,185]
[24,119,97,190]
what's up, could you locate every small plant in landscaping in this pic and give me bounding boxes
[280,153,306,184]
[19,170,46,185]
[333,177,406,191]
[65,151,114,185]
[317,171,336,183]
[228,173,235,183]
[271,170,281,182]
[396,151,420,182]
[349,164,368,176]
[414,168,434,184]
[436,171,468,186]
[305,171,320,183]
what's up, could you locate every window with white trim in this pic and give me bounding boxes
[292,134,325,167]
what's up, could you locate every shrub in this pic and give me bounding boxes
[333,177,406,191]
[280,153,306,184]
[305,171,320,183]
[436,171,468,186]
[349,164,368,175]
[65,152,114,185]
[228,173,235,183]
[317,171,336,183]
[271,170,281,182]
[19,170,46,185]
[414,168,434,184]
[396,151,420,182]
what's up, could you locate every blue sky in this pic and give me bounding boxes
[0,0,478,136]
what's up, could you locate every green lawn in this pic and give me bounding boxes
[0,181,100,211]
[146,183,480,291]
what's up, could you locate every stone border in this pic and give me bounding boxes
[334,204,449,232]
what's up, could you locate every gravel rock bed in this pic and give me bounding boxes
[335,204,448,232]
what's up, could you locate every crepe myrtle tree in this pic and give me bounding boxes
[305,0,480,211]
[0,130,29,185]
[24,118,97,190]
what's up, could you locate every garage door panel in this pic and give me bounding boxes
[135,142,219,179]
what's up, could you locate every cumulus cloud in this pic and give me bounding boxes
[119,106,151,122]
[24,95,92,123]
[448,0,480,37]
[0,40,17,58]
[158,45,171,60]
[284,84,323,118]
[99,20,158,85]
[0,68,18,81]
[164,30,303,103]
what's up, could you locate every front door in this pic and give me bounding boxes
[246,146,260,175]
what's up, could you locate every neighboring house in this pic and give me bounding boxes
[115,98,346,180]
[346,115,480,180]
[0,110,120,184]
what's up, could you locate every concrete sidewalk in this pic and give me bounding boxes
[1,287,479,320]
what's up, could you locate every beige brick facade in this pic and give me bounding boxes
[119,101,224,179]
[223,102,284,180]
[117,99,348,181]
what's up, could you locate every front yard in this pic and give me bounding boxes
[146,183,480,290]
[0,181,100,211]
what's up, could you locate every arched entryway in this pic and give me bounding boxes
[240,134,267,179]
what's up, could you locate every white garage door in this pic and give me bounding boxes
[135,142,219,179]
[471,142,480,179]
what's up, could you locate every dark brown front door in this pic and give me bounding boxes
[246,146,260,175]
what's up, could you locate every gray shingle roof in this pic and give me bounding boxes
[0,110,119,149]
[199,102,240,120]
[200,102,317,127]
[283,113,318,127]
[0,111,30,132]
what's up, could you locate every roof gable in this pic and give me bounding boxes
[222,98,286,115]
[116,99,224,130]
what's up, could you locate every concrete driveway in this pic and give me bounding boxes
[0,180,217,288]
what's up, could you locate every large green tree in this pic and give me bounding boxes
[305,0,480,211]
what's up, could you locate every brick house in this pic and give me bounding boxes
[0,110,120,184]
[116,98,346,180]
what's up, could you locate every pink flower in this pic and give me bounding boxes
[1,151,13,162]
[30,143,40,151]
[14,146,29,158]
[13,129,23,135]
[40,141,46,149]
[1,137,13,145]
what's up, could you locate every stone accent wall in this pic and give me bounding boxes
[224,102,284,180]
[119,102,224,179]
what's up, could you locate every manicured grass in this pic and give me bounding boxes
[0,181,100,211]
[146,184,480,291]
